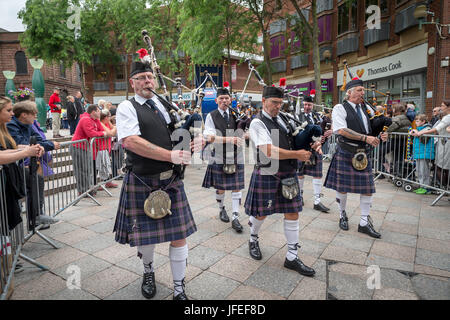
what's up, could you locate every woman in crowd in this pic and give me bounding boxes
[96,109,118,188]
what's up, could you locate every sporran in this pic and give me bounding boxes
[351,149,368,171]
[280,177,299,200]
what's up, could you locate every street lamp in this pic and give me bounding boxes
[414,5,449,39]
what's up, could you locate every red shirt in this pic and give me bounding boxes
[49,93,61,113]
[72,113,105,160]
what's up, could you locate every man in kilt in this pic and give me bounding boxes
[113,61,197,300]
[202,86,245,233]
[297,95,331,212]
[244,85,318,276]
[323,77,388,238]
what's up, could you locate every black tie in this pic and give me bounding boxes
[223,111,229,124]
[146,99,167,125]
[355,104,367,133]
[272,117,287,134]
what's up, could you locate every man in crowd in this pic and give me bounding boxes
[49,87,63,138]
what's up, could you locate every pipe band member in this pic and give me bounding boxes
[323,77,388,238]
[114,61,196,300]
[244,85,315,277]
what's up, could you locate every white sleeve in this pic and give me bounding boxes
[203,113,216,138]
[435,115,450,135]
[116,100,141,143]
[332,104,347,134]
[249,119,272,147]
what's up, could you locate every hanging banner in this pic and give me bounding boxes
[195,64,223,88]
[232,63,237,83]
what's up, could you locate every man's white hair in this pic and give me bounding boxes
[97,99,106,107]
[344,87,356,100]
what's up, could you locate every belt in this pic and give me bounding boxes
[337,142,368,155]
[131,169,174,181]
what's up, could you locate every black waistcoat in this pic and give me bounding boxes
[126,98,174,175]
[256,112,297,172]
[339,101,372,147]
[210,108,238,163]
[300,111,321,125]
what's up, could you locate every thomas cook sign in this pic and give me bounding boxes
[337,43,427,86]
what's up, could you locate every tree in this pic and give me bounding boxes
[289,0,323,104]
[178,0,259,92]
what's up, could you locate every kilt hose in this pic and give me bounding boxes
[245,169,302,217]
[324,146,376,194]
[298,154,323,178]
[202,163,245,191]
[113,172,197,246]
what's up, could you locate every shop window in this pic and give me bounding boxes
[15,51,28,75]
[402,74,421,97]
[270,35,286,59]
[59,61,66,79]
[76,63,82,82]
[115,65,125,80]
[318,15,332,43]
[338,1,357,35]
[94,65,108,81]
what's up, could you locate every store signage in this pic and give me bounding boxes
[337,43,427,86]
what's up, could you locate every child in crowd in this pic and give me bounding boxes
[412,114,435,194]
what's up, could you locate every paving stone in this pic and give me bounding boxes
[39,222,81,237]
[258,230,290,249]
[155,262,203,289]
[300,227,337,244]
[311,258,327,282]
[197,218,231,233]
[327,271,373,300]
[46,288,100,300]
[232,243,278,264]
[384,213,419,226]
[415,248,450,272]
[370,241,415,263]
[226,285,285,300]
[308,218,340,232]
[82,266,140,299]
[414,265,450,278]
[377,229,417,247]
[71,234,117,254]
[58,210,91,222]
[187,245,227,270]
[420,208,450,221]
[321,245,367,265]
[115,252,169,275]
[20,240,66,260]
[418,227,450,241]
[265,247,316,272]
[289,277,326,300]
[52,255,112,281]
[51,228,98,245]
[366,254,414,272]
[244,265,302,298]
[187,271,240,300]
[378,268,415,292]
[329,262,369,280]
[202,233,247,253]
[70,214,108,227]
[11,272,68,300]
[105,278,172,300]
[35,246,87,270]
[419,217,450,232]
[330,233,374,253]
[296,239,328,258]
[372,287,419,300]
[209,254,261,282]
[86,220,115,233]
[92,243,136,264]
[411,274,450,300]
[381,220,418,236]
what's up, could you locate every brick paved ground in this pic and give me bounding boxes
[10,162,450,300]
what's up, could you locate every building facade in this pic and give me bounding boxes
[0,29,82,106]
[268,0,449,115]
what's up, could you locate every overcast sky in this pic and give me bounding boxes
[0,0,27,32]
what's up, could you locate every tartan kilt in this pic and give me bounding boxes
[245,169,302,217]
[202,163,245,190]
[113,172,197,246]
[323,146,375,194]
[298,154,323,178]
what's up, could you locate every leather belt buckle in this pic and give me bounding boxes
[159,170,173,180]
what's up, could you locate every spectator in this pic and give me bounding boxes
[49,87,63,138]
[109,103,117,116]
[70,104,112,196]
[412,114,434,194]
[430,106,441,127]
[83,99,90,111]
[97,99,107,110]
[412,100,450,189]
[61,107,69,129]
[7,100,60,226]
[67,95,82,135]
[97,110,118,188]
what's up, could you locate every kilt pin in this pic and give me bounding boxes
[114,172,197,246]
[324,146,376,194]
[202,163,245,191]
[244,169,302,217]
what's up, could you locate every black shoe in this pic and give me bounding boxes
[358,217,381,239]
[219,208,229,223]
[314,202,330,213]
[284,257,315,277]
[249,239,262,260]
[141,272,156,299]
[231,217,243,233]
[339,211,349,231]
[173,292,189,300]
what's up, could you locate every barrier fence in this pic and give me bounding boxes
[0,136,125,300]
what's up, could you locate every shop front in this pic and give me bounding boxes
[337,43,428,112]
[286,77,334,107]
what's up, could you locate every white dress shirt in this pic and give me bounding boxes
[249,110,289,147]
[116,94,171,143]
[332,101,372,134]
[203,108,229,138]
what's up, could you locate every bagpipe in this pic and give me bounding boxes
[241,60,323,153]
[342,60,391,137]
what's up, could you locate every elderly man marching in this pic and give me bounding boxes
[202,85,245,233]
[244,85,317,276]
[113,61,197,300]
[297,94,332,212]
[324,77,388,238]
